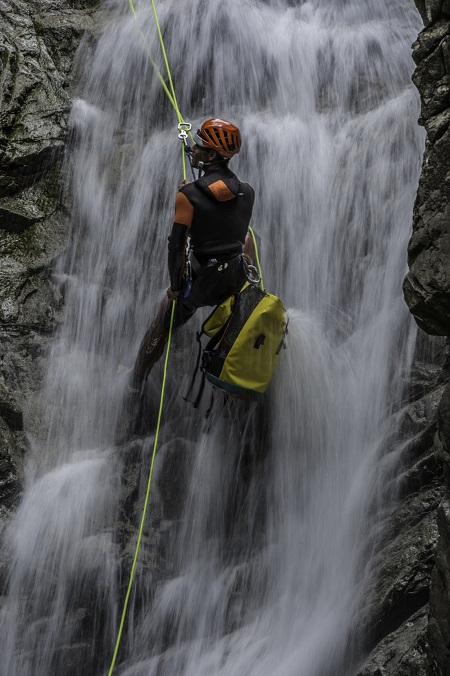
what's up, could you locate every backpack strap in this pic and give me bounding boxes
[182,330,204,404]
[183,287,246,409]
[205,390,215,418]
[191,369,207,409]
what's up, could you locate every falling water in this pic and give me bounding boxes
[0,0,424,675]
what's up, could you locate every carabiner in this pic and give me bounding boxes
[177,122,195,178]
[177,121,192,143]
[246,264,261,284]
[183,259,193,298]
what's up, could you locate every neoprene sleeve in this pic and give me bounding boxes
[167,222,189,291]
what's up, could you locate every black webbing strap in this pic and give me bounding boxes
[182,331,203,404]
[192,370,206,409]
[205,390,215,418]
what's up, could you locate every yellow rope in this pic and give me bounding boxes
[147,0,193,174]
[107,4,265,670]
[109,12,187,674]
[248,225,264,291]
[108,301,176,676]
[149,0,181,123]
[128,0,178,112]
[128,0,194,173]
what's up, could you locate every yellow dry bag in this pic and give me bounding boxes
[190,283,287,403]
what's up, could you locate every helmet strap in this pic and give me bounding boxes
[197,160,208,178]
[196,152,229,178]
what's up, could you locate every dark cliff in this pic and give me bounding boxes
[353,2,450,673]
[403,2,450,674]
[0,0,100,522]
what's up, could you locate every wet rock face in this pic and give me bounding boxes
[403,10,450,335]
[357,1,450,672]
[354,342,447,676]
[0,0,99,515]
[357,606,429,676]
[428,383,450,676]
[0,0,98,196]
[401,2,450,676]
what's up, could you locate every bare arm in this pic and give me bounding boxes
[167,190,194,294]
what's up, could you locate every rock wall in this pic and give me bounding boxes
[0,0,100,522]
[354,2,450,674]
[355,334,448,675]
[403,2,450,675]
[404,5,450,334]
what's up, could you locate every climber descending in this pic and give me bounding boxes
[114,119,256,438]
[132,118,256,388]
[115,117,286,441]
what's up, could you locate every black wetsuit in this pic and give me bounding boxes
[164,165,255,330]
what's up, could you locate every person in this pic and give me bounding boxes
[115,119,256,442]
[130,118,256,393]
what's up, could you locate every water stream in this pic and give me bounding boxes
[0,1,424,674]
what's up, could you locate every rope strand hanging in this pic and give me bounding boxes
[108,300,176,676]
[107,3,265,671]
[128,0,194,178]
[107,1,182,671]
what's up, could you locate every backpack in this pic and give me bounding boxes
[186,283,287,404]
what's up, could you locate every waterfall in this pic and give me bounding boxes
[0,1,424,675]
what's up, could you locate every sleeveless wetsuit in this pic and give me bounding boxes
[164,166,255,330]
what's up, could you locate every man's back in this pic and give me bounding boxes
[177,166,255,260]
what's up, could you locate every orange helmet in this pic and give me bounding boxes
[194,118,241,158]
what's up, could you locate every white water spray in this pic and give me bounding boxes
[0,1,424,675]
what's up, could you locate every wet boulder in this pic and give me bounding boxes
[0,0,100,511]
[402,2,450,674]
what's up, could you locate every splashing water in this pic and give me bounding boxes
[0,1,424,675]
